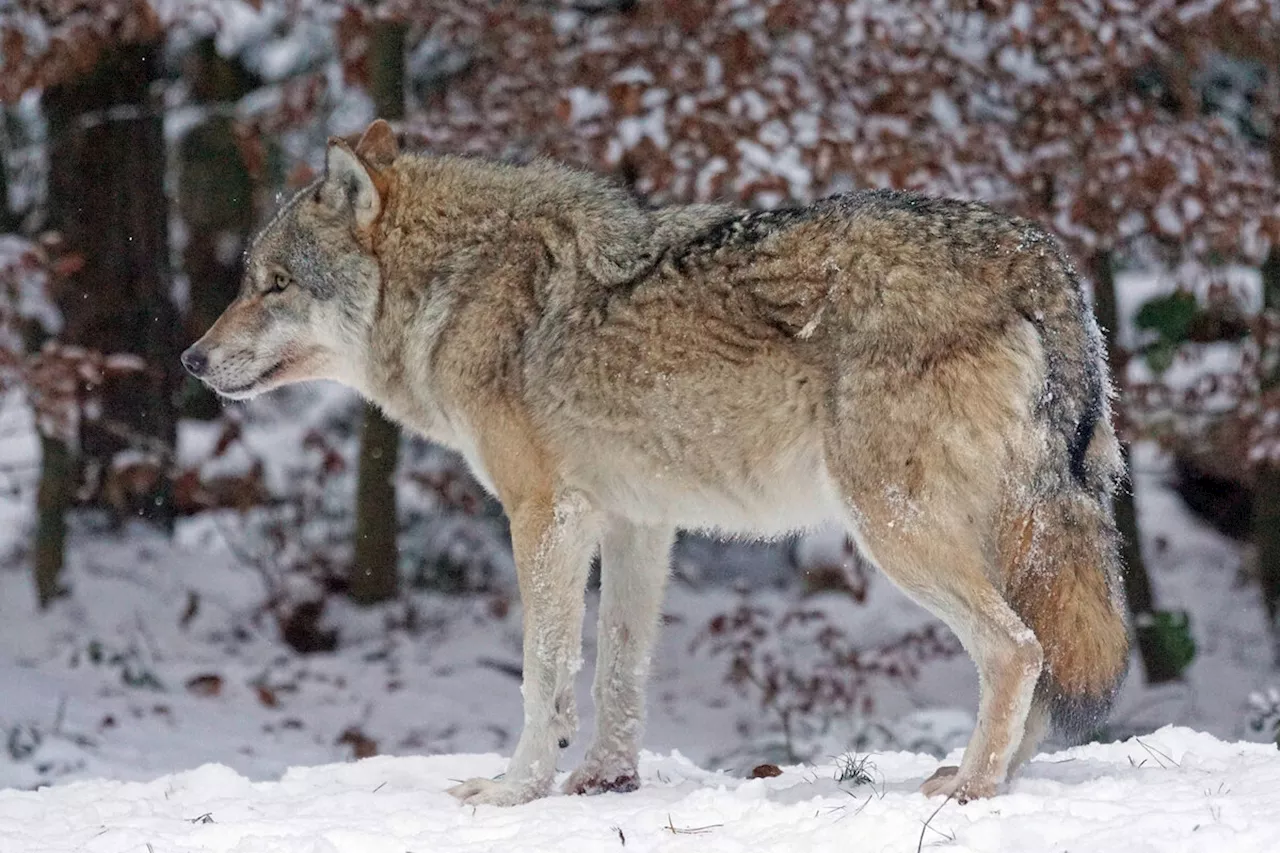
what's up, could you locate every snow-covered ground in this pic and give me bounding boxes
[2,728,1278,853]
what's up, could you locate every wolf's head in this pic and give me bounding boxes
[182,121,398,400]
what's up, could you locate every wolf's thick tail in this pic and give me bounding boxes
[1003,479,1130,741]
[1006,234,1130,740]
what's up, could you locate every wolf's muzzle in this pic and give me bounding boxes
[181,346,209,378]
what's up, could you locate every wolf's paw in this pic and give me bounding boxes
[448,776,549,807]
[919,765,998,803]
[562,760,640,796]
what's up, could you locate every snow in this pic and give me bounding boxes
[0,235,58,336]
[1,728,1277,853]
[928,91,962,133]
[564,88,610,125]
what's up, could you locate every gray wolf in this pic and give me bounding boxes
[184,119,1129,805]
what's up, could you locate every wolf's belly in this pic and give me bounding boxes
[570,435,845,536]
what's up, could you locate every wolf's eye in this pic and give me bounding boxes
[266,271,291,294]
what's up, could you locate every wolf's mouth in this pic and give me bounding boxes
[215,359,289,397]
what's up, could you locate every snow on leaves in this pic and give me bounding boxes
[5,1,1277,263]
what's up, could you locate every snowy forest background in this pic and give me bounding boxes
[1,0,1279,791]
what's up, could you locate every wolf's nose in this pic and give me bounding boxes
[181,346,209,377]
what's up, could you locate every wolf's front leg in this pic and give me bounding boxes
[448,490,598,807]
[564,521,672,796]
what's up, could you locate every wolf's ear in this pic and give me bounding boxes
[322,138,385,232]
[354,119,399,170]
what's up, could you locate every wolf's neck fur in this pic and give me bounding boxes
[359,154,730,446]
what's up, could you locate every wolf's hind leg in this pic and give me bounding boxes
[565,520,672,796]
[924,684,1050,792]
[1007,686,1052,774]
[850,513,1043,802]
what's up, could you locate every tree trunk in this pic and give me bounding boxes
[33,433,71,609]
[35,41,175,601]
[352,404,401,605]
[0,109,18,232]
[1254,248,1280,663]
[45,41,177,463]
[1092,251,1182,684]
[44,41,176,486]
[370,22,407,121]
[349,20,406,606]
